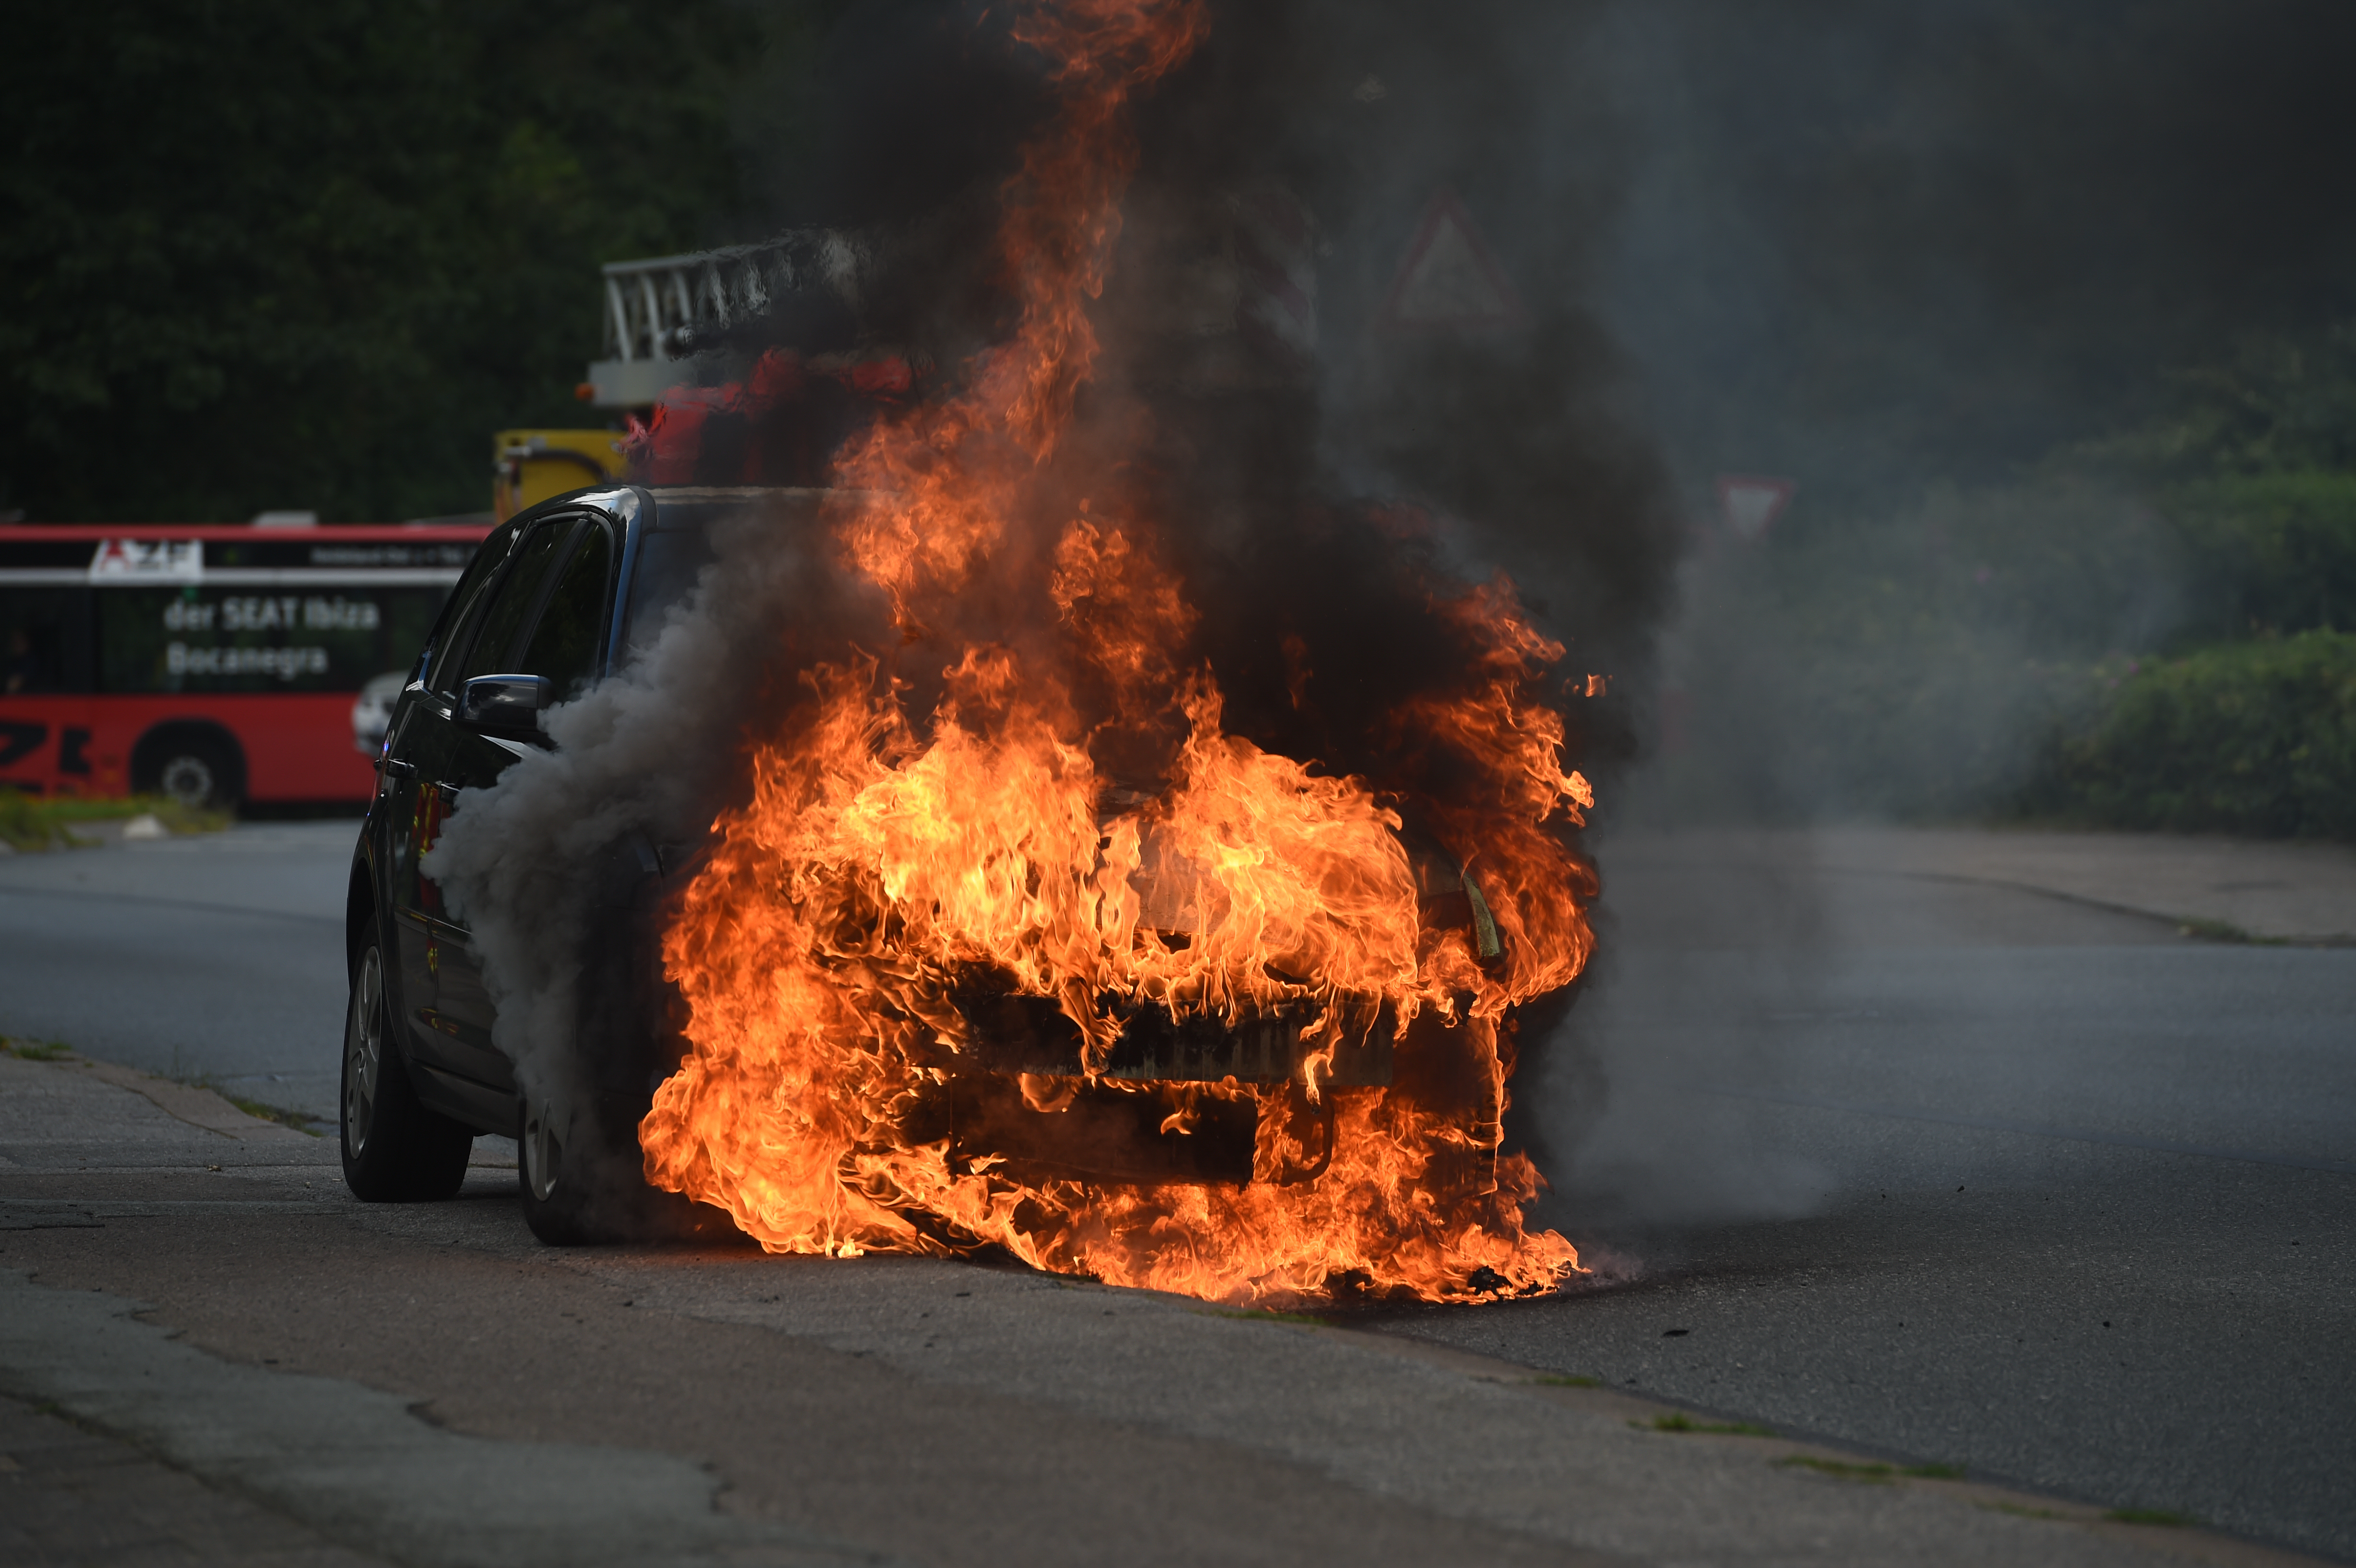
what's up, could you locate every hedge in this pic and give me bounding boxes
[2029,630,2356,838]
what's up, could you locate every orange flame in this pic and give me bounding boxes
[638,0,1593,1304]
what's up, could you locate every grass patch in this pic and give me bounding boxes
[1776,1456,1970,1483]
[1776,1455,1968,1483]
[1534,1373,1602,1388]
[1636,1412,1775,1437]
[1197,1307,1325,1327]
[1979,1501,2069,1522]
[1778,1457,1896,1483]
[2106,1508,2199,1527]
[223,1096,322,1136]
[2,1036,76,1062]
[0,792,229,851]
[2174,916,2284,946]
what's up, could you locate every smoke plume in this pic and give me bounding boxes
[431,0,1691,1273]
[426,503,886,1116]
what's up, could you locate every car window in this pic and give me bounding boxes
[450,519,578,689]
[422,524,519,694]
[617,489,822,662]
[619,523,718,662]
[513,522,613,699]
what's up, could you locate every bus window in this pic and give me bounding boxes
[95,585,448,694]
[513,523,613,699]
[1,521,496,805]
[0,588,94,694]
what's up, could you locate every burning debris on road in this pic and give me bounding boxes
[438,0,1677,1307]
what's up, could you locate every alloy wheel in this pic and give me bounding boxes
[524,1102,564,1203]
[344,947,384,1154]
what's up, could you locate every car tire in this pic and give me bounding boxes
[521,1083,659,1243]
[518,1092,593,1243]
[519,1093,735,1246]
[340,918,473,1201]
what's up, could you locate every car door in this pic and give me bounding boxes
[407,512,618,1095]
[381,522,513,1090]
[385,513,581,1096]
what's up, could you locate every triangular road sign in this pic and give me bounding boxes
[1716,475,1797,541]
[1375,189,1529,336]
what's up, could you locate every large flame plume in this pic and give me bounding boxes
[637,0,1596,1305]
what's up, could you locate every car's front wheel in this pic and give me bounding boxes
[518,1095,630,1245]
[341,918,473,1201]
[520,1092,741,1246]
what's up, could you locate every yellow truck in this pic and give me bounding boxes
[491,429,628,522]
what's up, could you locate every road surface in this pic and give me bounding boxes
[0,818,2349,1561]
[1429,830,2356,1557]
[0,818,354,1120]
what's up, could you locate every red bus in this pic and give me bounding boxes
[0,523,493,807]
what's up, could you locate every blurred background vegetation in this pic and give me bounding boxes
[7,0,2353,837]
[0,0,835,525]
[1661,322,2356,838]
[1610,0,2356,841]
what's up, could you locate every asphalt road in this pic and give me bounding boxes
[1439,833,2356,1558]
[0,820,2349,1561]
[0,1070,2294,1568]
[0,818,357,1120]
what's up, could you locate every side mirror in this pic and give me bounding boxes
[459,673,552,731]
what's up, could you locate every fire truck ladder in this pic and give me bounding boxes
[588,232,863,407]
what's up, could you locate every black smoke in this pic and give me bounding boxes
[1592,0,2356,503]
[434,0,1686,1241]
[723,0,1683,795]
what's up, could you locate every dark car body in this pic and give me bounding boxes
[342,484,1490,1235]
[341,486,701,1224]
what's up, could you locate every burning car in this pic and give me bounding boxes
[343,485,1568,1257]
[343,0,1614,1306]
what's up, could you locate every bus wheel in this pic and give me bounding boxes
[341,918,472,1201]
[133,728,243,811]
[157,751,219,808]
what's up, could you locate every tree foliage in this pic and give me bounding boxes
[2029,632,2356,839]
[1657,315,2356,833]
[1,0,813,523]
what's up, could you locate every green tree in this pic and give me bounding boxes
[0,0,810,523]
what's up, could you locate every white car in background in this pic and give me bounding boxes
[350,671,406,756]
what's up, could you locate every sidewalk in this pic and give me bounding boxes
[4,1049,2330,1568]
[1807,827,2356,944]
